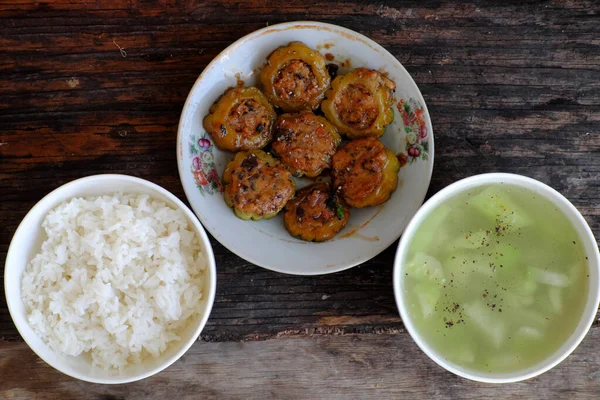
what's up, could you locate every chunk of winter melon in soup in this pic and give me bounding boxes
[405,252,444,283]
[470,186,532,230]
[408,204,452,254]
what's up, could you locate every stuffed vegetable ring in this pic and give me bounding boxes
[283,183,350,242]
[203,86,276,152]
[271,111,341,178]
[321,68,396,139]
[260,42,331,112]
[223,150,295,220]
[331,137,400,208]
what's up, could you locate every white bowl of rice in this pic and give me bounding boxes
[4,174,217,383]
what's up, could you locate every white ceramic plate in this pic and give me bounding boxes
[177,21,434,275]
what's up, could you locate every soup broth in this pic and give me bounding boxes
[402,184,588,373]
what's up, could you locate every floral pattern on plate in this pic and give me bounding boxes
[189,133,222,196]
[398,98,429,164]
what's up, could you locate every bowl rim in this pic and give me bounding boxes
[4,174,217,384]
[393,172,600,383]
[176,20,435,275]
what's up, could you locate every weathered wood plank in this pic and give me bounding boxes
[2,330,600,399]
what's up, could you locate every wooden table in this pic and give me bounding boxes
[1,1,599,398]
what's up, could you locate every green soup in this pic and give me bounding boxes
[402,184,588,373]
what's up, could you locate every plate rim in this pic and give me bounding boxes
[176,20,435,275]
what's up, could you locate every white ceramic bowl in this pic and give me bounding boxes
[393,173,600,383]
[177,21,434,275]
[4,174,217,384]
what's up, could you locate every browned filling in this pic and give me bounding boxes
[283,183,349,242]
[272,113,337,176]
[332,138,386,203]
[272,60,319,103]
[294,187,336,227]
[227,99,271,140]
[334,83,378,130]
[226,154,294,217]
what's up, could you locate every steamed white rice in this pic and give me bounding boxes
[21,193,206,369]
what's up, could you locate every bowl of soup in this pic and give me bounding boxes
[393,173,600,383]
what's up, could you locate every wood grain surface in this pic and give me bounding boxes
[2,330,600,399]
[1,0,599,398]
